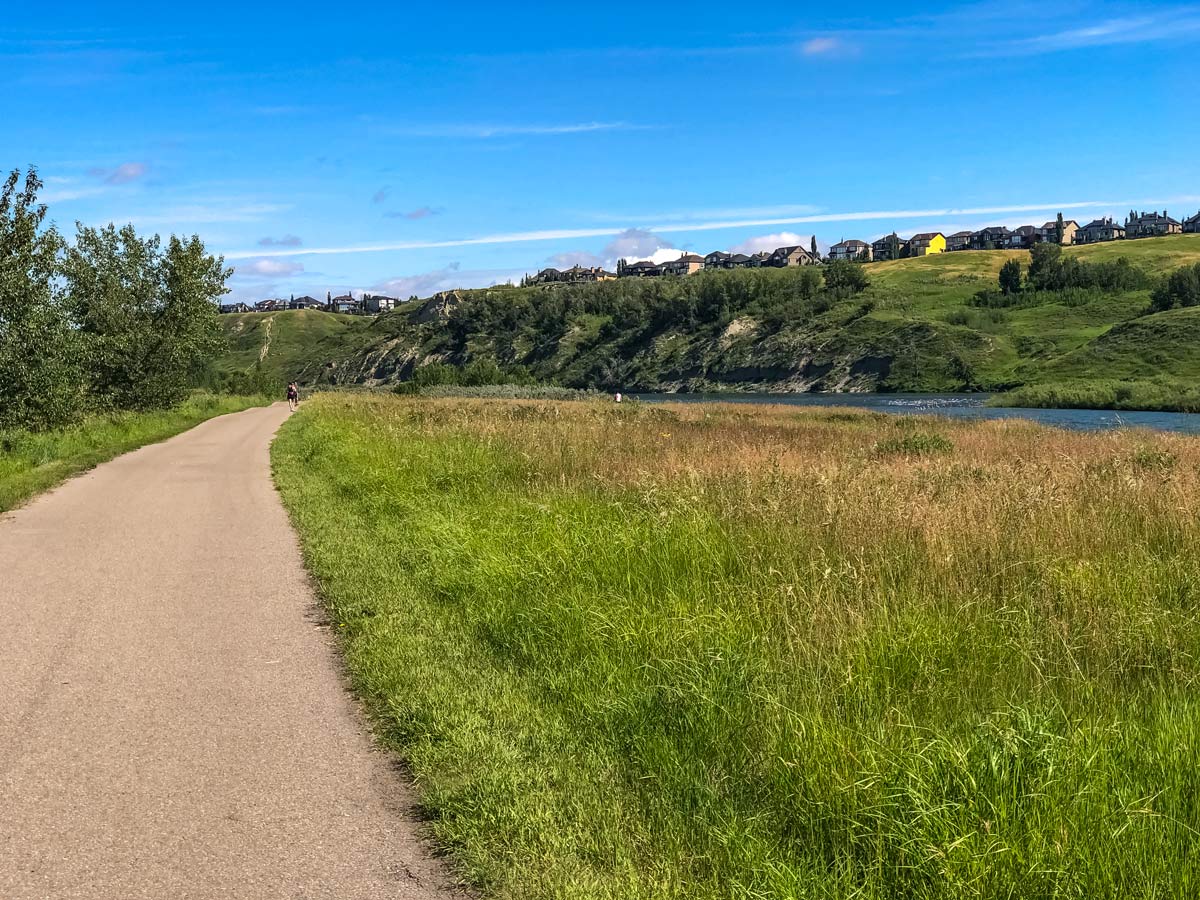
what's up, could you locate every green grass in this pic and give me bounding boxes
[0,392,270,512]
[273,392,1200,899]
[219,309,374,382]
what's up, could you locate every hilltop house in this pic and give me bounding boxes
[1185,212,1200,234]
[1075,217,1125,244]
[828,239,871,261]
[746,251,773,267]
[767,245,820,267]
[1127,210,1182,238]
[219,302,251,314]
[660,253,705,276]
[703,251,732,270]
[618,259,662,277]
[946,231,973,252]
[327,294,359,314]
[1006,226,1039,250]
[971,227,1011,250]
[871,234,906,261]
[1036,219,1078,245]
[907,232,946,257]
[530,265,615,284]
[363,294,400,313]
[288,296,321,309]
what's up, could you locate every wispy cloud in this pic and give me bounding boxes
[371,186,390,204]
[237,258,305,278]
[258,234,303,247]
[229,197,1200,260]
[88,162,148,185]
[800,37,845,57]
[988,13,1200,55]
[384,206,443,220]
[388,121,645,138]
[127,202,291,227]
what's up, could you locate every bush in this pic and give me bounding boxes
[873,431,954,455]
[823,259,870,296]
[1149,263,1200,312]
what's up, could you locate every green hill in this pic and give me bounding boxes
[219,235,1200,403]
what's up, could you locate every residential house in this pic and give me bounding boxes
[660,253,705,276]
[970,227,1012,250]
[618,259,662,277]
[1075,217,1125,244]
[219,302,251,314]
[1035,219,1078,245]
[746,251,773,267]
[1005,226,1039,250]
[871,233,906,261]
[254,299,286,311]
[288,295,322,309]
[727,253,752,268]
[703,251,732,270]
[327,294,360,314]
[828,239,872,261]
[907,232,947,257]
[767,245,820,267]
[1185,211,1200,234]
[1127,210,1182,238]
[946,231,973,252]
[528,267,562,285]
[363,294,400,314]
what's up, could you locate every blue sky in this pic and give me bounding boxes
[3,1,1198,301]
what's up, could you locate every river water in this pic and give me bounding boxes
[638,393,1200,436]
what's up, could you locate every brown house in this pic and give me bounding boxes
[1075,217,1125,244]
[1035,219,1078,245]
[970,226,1011,250]
[946,231,973,252]
[703,251,732,269]
[618,259,662,277]
[660,253,705,276]
[1006,226,1038,250]
[871,233,906,261]
[1127,210,1182,238]
[767,245,820,267]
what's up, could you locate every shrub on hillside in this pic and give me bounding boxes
[1149,262,1200,313]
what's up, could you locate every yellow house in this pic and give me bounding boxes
[907,232,946,256]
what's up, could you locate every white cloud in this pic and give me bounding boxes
[979,11,1200,56]
[729,232,811,255]
[88,162,147,185]
[258,234,302,247]
[603,228,675,263]
[390,121,642,138]
[801,37,842,56]
[238,258,305,278]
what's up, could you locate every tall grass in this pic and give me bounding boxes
[992,378,1200,413]
[273,393,1200,899]
[0,392,271,511]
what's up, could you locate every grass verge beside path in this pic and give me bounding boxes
[274,392,1200,899]
[0,392,271,512]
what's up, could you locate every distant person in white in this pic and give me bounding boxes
[614,392,622,403]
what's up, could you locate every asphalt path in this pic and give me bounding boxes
[0,403,459,899]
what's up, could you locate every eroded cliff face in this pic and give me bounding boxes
[297,296,971,394]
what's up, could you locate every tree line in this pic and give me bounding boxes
[0,168,231,430]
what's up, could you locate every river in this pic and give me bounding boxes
[638,393,1200,435]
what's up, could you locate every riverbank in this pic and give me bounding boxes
[0,393,272,512]
[273,392,1200,899]
[989,378,1200,414]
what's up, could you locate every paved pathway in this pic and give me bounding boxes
[0,403,458,899]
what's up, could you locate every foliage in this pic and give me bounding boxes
[63,224,229,410]
[0,168,83,430]
[998,258,1022,294]
[0,167,232,428]
[1149,262,1200,312]
[873,430,954,455]
[992,377,1200,413]
[275,393,1200,899]
[822,258,871,295]
[1026,241,1150,293]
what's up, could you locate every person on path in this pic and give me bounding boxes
[286,382,299,411]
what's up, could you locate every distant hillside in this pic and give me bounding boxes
[219,235,1200,397]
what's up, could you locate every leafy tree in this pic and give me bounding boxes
[999,259,1022,294]
[1150,263,1200,312]
[823,260,870,295]
[63,224,228,410]
[1055,212,1065,245]
[0,168,83,429]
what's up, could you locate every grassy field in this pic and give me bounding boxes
[226,235,1200,405]
[274,392,1200,899]
[0,393,271,512]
